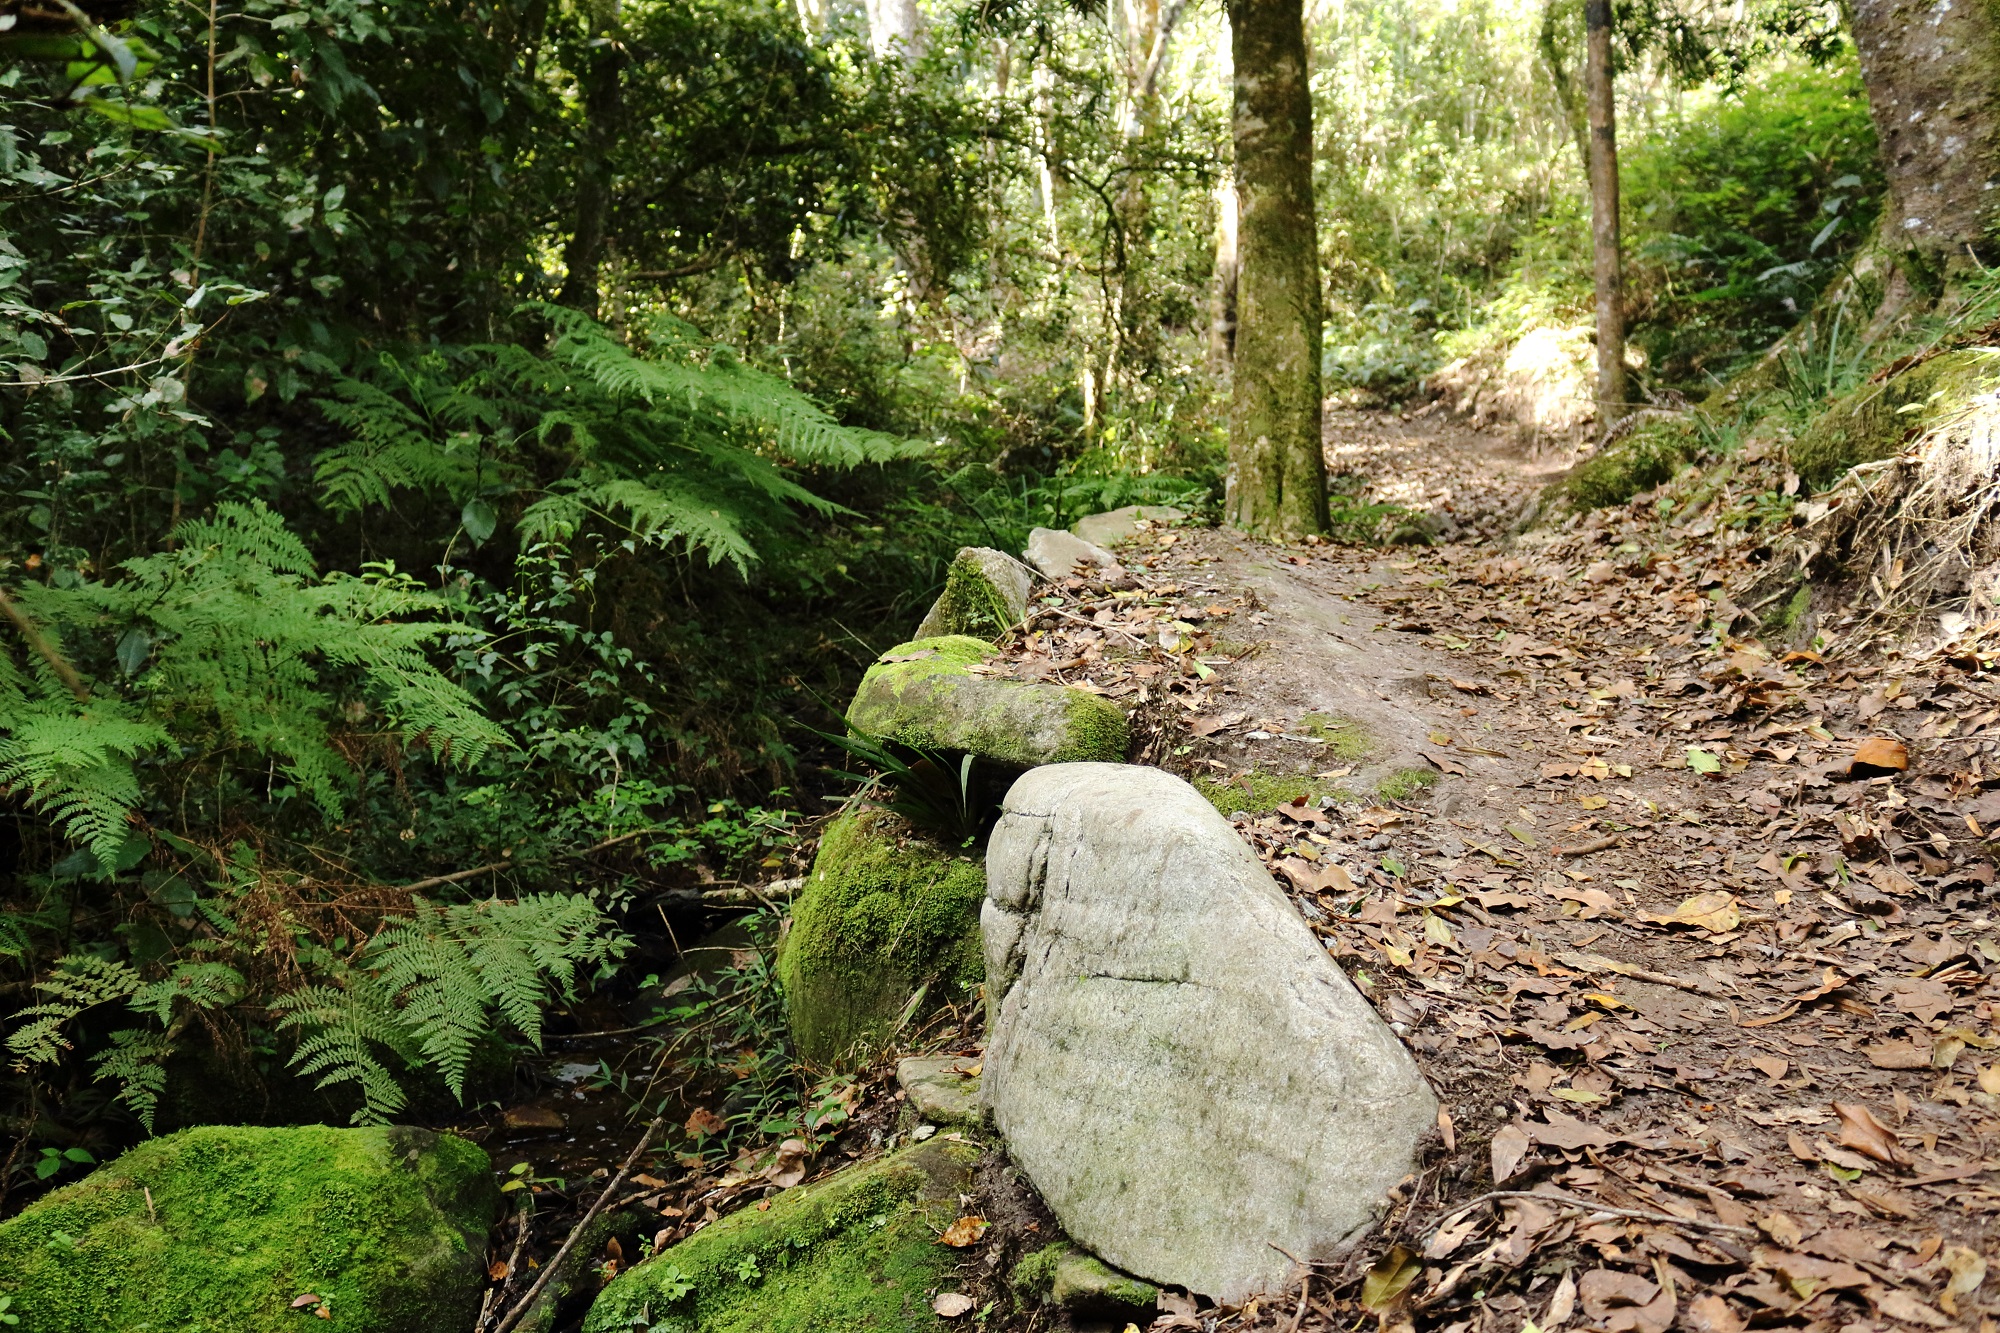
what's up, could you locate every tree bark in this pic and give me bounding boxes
[1210,170,1239,365]
[865,0,924,60]
[1223,0,1326,539]
[1583,0,1625,440]
[557,3,624,316]
[1848,0,2000,282]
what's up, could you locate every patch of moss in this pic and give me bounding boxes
[1553,418,1697,512]
[920,554,1022,641]
[1294,712,1373,760]
[1009,1244,1067,1300]
[582,1139,978,1333]
[846,638,1129,767]
[0,1125,495,1333]
[778,809,987,1067]
[1376,767,1439,801]
[1763,582,1812,639]
[1193,770,1348,815]
[1790,348,2000,489]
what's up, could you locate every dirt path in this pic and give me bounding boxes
[992,410,2000,1333]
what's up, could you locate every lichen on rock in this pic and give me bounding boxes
[0,1124,495,1333]
[582,1138,978,1333]
[778,809,987,1066]
[845,637,1129,768]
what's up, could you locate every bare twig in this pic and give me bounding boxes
[477,1196,533,1332]
[396,828,679,894]
[0,586,90,702]
[490,1116,665,1333]
[1425,1189,1758,1240]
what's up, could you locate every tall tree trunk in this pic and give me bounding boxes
[1223,0,1326,539]
[865,0,924,60]
[1848,0,2000,297]
[1583,0,1625,440]
[557,3,623,316]
[1210,171,1239,365]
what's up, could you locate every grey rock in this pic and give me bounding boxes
[1071,504,1188,549]
[915,546,1036,641]
[896,1054,984,1126]
[1024,527,1118,580]
[846,636,1129,768]
[981,763,1438,1303]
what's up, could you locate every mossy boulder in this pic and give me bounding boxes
[1011,1243,1159,1314]
[1552,416,1698,512]
[779,809,987,1066]
[914,547,1034,641]
[0,1124,496,1333]
[1790,348,2000,489]
[582,1138,979,1333]
[846,636,1129,768]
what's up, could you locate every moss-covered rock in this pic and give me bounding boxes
[779,810,987,1066]
[845,637,1129,767]
[1552,417,1698,512]
[582,1139,979,1333]
[1011,1243,1159,1314]
[1790,348,2000,489]
[0,1124,495,1333]
[913,547,1034,642]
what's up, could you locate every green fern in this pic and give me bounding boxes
[93,1029,172,1132]
[5,956,141,1066]
[274,892,626,1122]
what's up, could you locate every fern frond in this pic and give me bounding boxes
[129,961,246,1024]
[271,978,412,1125]
[520,478,759,572]
[0,702,165,865]
[93,1029,172,1133]
[6,956,142,1065]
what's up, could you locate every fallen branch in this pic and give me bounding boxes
[490,1115,666,1333]
[477,1195,533,1332]
[397,829,681,894]
[1425,1188,1758,1240]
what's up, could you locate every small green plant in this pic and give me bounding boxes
[34,1146,94,1181]
[816,728,995,846]
[0,1292,19,1325]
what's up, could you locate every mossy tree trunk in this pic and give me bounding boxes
[1583,0,1626,439]
[1849,0,2000,287]
[1223,0,1328,540]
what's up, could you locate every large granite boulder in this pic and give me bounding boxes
[1023,527,1118,580]
[914,546,1035,641]
[778,809,987,1066]
[583,1138,979,1333]
[0,1125,496,1333]
[981,764,1437,1303]
[845,636,1128,768]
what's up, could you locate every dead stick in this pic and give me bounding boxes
[1286,1274,1312,1333]
[0,586,88,702]
[478,1196,533,1331]
[490,1116,665,1333]
[1425,1189,1757,1239]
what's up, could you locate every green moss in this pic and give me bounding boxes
[1764,582,1812,638]
[1193,770,1348,814]
[1553,418,1698,512]
[582,1139,978,1333]
[1790,348,2000,489]
[846,638,1129,767]
[1010,1244,1066,1300]
[0,1125,495,1333]
[778,810,987,1067]
[923,555,1020,641]
[1294,712,1373,760]
[1376,767,1439,801]
[1009,1244,1157,1312]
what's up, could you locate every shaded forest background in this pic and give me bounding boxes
[0,0,1903,1197]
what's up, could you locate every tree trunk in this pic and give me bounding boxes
[865,0,924,60]
[1210,171,1239,365]
[1583,0,1625,440]
[1848,0,2000,286]
[557,4,623,316]
[1223,0,1326,539]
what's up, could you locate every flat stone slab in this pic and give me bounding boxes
[915,546,1035,641]
[1071,505,1188,549]
[981,763,1438,1303]
[846,636,1128,768]
[1024,527,1118,580]
[896,1054,983,1126]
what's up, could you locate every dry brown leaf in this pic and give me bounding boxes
[1491,1122,1532,1183]
[684,1106,726,1138]
[1545,1269,1578,1328]
[766,1137,810,1189]
[1641,890,1741,933]
[1360,1245,1423,1312]
[1940,1245,1988,1316]
[1834,1101,1911,1168]
[1875,1288,1952,1328]
[937,1215,989,1248]
[931,1293,976,1318]
[1850,737,1910,775]
[1578,1268,1673,1333]
[1680,1294,1744,1333]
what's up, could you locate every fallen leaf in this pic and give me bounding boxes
[1578,1268,1673,1333]
[684,1107,726,1139]
[1680,1294,1743,1333]
[1491,1122,1532,1183]
[486,1260,509,1281]
[1875,1288,1951,1328]
[1751,1055,1788,1081]
[1361,1245,1422,1312]
[766,1137,810,1188]
[1940,1244,1987,1315]
[501,1105,566,1131]
[1686,746,1723,774]
[1834,1101,1911,1168]
[932,1293,976,1318]
[1850,737,1910,776]
[1758,1212,1803,1248]
[937,1215,989,1248]
[1546,1269,1579,1328]
[291,1295,322,1309]
[1641,891,1740,933]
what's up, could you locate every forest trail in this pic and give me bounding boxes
[986,410,2000,1330]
